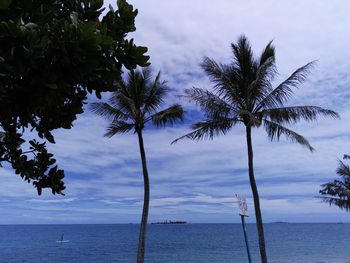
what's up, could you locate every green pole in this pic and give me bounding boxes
[240,214,252,263]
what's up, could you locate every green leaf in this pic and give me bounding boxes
[44,132,55,144]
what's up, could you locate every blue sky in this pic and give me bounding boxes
[2,0,350,224]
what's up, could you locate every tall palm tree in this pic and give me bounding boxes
[91,68,184,263]
[320,154,350,211]
[173,35,339,263]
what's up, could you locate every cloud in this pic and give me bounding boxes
[27,198,77,204]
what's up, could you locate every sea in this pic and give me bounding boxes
[0,223,349,263]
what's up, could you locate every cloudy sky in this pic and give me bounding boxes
[2,0,350,224]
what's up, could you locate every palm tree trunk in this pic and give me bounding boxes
[136,130,150,263]
[246,126,268,263]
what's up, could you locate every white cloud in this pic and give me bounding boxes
[27,198,76,203]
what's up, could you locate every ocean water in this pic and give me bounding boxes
[0,223,349,263]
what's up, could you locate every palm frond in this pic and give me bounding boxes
[231,35,256,75]
[319,157,350,211]
[151,104,184,127]
[127,70,145,109]
[248,56,276,107]
[256,61,316,110]
[141,67,153,83]
[201,57,244,107]
[263,119,314,151]
[92,67,182,139]
[236,109,261,127]
[259,106,339,125]
[109,79,137,117]
[318,196,350,211]
[337,160,350,179]
[320,181,350,211]
[200,57,226,81]
[111,92,139,119]
[182,87,233,119]
[104,121,134,138]
[172,117,239,144]
[89,102,129,121]
[259,40,275,66]
[143,71,168,113]
[344,154,350,160]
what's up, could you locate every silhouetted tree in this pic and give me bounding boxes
[91,68,183,263]
[320,155,350,210]
[173,35,339,263]
[0,0,149,194]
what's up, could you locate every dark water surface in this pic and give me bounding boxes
[0,223,349,263]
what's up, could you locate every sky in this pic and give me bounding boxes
[1,0,350,224]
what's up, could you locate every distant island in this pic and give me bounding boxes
[152,220,188,225]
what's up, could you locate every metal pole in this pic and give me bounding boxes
[240,214,252,263]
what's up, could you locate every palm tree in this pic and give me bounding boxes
[173,35,339,263]
[320,154,350,210]
[90,68,184,263]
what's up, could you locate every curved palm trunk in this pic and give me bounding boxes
[246,126,268,263]
[136,130,150,263]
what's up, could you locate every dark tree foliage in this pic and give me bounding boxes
[320,155,350,211]
[0,0,149,195]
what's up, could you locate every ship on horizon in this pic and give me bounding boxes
[151,220,188,225]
